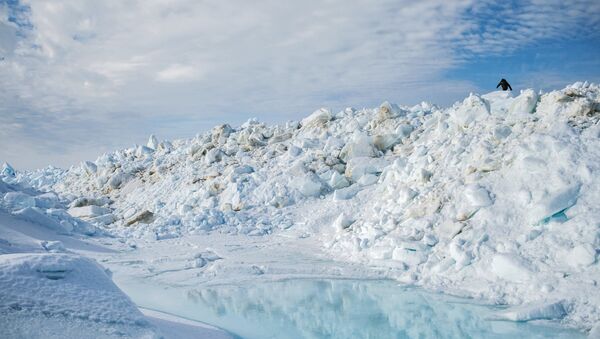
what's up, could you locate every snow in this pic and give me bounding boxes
[0,183,232,338]
[463,184,493,207]
[83,160,98,175]
[563,244,597,269]
[340,132,378,161]
[68,205,112,219]
[332,213,354,232]
[529,184,581,224]
[147,135,160,150]
[2,82,600,336]
[0,248,230,338]
[3,191,36,209]
[0,253,145,322]
[141,308,231,339]
[509,89,539,116]
[498,300,567,322]
[301,107,332,128]
[0,250,158,338]
[450,93,490,127]
[2,162,16,178]
[490,253,534,283]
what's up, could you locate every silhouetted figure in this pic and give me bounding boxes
[497,78,512,91]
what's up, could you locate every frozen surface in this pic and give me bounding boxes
[141,308,232,339]
[2,82,600,336]
[0,251,158,338]
[0,208,232,338]
[119,278,585,339]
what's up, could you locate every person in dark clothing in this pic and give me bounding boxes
[497,78,512,91]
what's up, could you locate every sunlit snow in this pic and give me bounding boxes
[1,82,599,337]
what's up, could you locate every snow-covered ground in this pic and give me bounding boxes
[1,82,599,337]
[0,170,234,337]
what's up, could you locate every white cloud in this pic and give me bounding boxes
[156,64,200,82]
[0,0,598,169]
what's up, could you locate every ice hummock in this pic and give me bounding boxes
[5,82,600,334]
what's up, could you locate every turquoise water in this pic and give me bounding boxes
[121,279,584,339]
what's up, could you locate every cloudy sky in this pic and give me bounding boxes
[1,0,599,169]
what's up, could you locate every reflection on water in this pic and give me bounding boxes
[121,279,584,339]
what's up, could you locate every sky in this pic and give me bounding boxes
[1,0,599,170]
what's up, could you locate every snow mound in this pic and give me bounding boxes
[0,177,96,235]
[0,253,143,322]
[0,253,157,338]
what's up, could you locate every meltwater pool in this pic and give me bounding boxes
[120,278,584,339]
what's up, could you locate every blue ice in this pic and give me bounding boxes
[122,279,584,339]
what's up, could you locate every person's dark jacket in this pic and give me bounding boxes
[497,79,512,91]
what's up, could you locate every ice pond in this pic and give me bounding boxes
[118,278,584,338]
